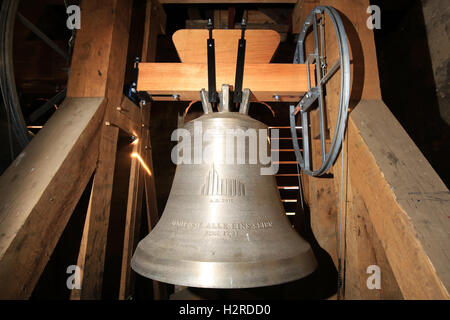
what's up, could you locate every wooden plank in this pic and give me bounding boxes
[152,0,167,35]
[119,139,145,300]
[344,180,403,299]
[111,97,141,136]
[67,1,117,97]
[307,140,338,265]
[142,0,159,63]
[141,2,159,234]
[140,124,169,300]
[70,126,119,300]
[292,0,319,34]
[69,184,94,300]
[348,100,450,299]
[118,0,164,298]
[137,63,310,101]
[172,29,280,64]
[142,143,159,217]
[0,97,104,299]
[137,2,168,299]
[140,103,168,300]
[142,0,167,63]
[67,0,134,300]
[319,0,381,101]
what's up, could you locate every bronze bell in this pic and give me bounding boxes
[131,86,317,288]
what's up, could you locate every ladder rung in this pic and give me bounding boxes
[278,186,299,190]
[268,126,302,129]
[271,149,303,152]
[270,137,302,140]
[276,174,301,176]
[281,199,297,203]
[273,161,298,164]
[285,212,296,216]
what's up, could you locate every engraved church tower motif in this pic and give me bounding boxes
[201,164,245,197]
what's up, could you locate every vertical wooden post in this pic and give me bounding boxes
[71,125,119,300]
[119,0,167,300]
[142,0,168,301]
[308,140,338,265]
[69,0,133,300]
[344,180,403,299]
[119,132,145,300]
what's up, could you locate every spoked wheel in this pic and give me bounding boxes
[0,0,75,152]
[289,6,351,176]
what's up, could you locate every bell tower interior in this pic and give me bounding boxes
[0,0,449,303]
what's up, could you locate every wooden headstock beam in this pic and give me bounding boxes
[139,29,310,102]
[138,62,311,102]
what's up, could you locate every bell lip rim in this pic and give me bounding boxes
[131,264,318,289]
[130,248,318,289]
[132,271,318,290]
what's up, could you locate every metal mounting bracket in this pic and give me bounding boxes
[207,19,218,103]
[128,56,153,106]
[233,19,247,104]
[299,87,321,112]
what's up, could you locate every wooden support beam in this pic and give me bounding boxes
[142,0,167,63]
[137,63,310,101]
[67,2,129,100]
[348,100,450,299]
[141,0,161,238]
[152,0,167,35]
[344,178,403,299]
[143,1,169,298]
[139,102,170,299]
[0,97,104,299]
[70,125,119,300]
[292,0,319,34]
[307,140,338,265]
[143,144,159,234]
[142,1,159,63]
[111,97,141,137]
[67,0,133,300]
[118,0,167,300]
[119,137,145,300]
[139,103,167,300]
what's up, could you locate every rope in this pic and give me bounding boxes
[337,125,346,300]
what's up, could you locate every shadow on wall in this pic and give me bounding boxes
[371,0,450,187]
